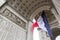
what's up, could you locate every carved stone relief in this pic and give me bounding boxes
[0,8,26,29]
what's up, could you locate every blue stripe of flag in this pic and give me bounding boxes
[41,11,53,37]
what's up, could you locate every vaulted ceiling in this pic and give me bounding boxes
[7,0,52,20]
[0,0,58,29]
[7,0,59,28]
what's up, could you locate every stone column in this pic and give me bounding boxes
[38,28,51,40]
[27,21,33,40]
[38,28,44,40]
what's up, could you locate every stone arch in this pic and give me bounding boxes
[30,5,59,40]
[30,5,57,24]
[30,5,51,20]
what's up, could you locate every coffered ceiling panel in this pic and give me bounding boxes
[7,0,51,20]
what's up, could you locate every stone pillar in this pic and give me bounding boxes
[38,29,44,40]
[0,15,26,40]
[27,21,51,40]
[27,21,33,40]
[38,28,51,40]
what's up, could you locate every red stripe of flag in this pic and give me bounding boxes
[32,21,39,32]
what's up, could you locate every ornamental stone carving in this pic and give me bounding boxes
[0,8,26,29]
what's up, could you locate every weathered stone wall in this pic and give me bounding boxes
[0,15,26,40]
[27,21,33,40]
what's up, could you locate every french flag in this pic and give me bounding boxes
[32,19,40,40]
[32,11,53,40]
[37,11,53,37]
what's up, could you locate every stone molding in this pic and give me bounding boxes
[0,5,26,29]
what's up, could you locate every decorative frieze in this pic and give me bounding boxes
[0,8,26,29]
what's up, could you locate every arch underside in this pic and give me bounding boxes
[1,0,59,33]
[7,0,52,20]
[0,0,59,31]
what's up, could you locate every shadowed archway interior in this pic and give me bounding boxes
[52,28,60,40]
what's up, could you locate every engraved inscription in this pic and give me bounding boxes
[1,8,26,29]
